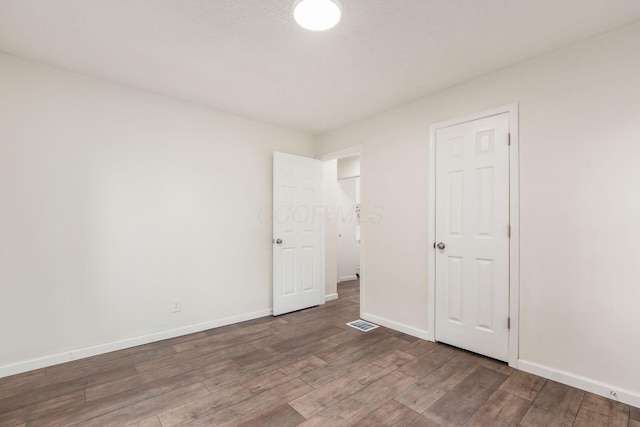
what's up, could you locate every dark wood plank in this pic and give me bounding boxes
[299,336,411,389]
[327,329,364,345]
[85,358,237,402]
[299,370,416,426]
[42,341,175,377]
[0,365,139,413]
[0,368,45,398]
[465,389,531,427]
[421,365,508,426]
[76,382,210,426]
[519,380,584,427]
[498,370,546,401]
[1,278,633,427]
[572,393,629,427]
[234,337,337,379]
[0,390,85,426]
[406,414,433,427]
[238,404,306,427]
[157,384,252,427]
[475,356,515,376]
[124,415,163,426]
[398,345,460,380]
[289,376,366,418]
[188,378,313,426]
[173,321,283,353]
[231,345,280,367]
[241,355,327,395]
[394,351,481,413]
[348,350,415,385]
[353,400,420,426]
[134,342,256,375]
[32,374,212,426]
[401,339,439,357]
[314,331,389,363]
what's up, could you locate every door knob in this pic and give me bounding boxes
[437,242,446,250]
[275,238,283,245]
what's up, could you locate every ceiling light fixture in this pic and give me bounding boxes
[293,0,342,31]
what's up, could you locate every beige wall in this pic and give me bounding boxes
[316,22,640,402]
[0,53,314,374]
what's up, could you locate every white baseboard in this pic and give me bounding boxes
[339,275,358,282]
[360,312,429,340]
[325,293,339,302]
[518,359,640,408]
[0,308,272,379]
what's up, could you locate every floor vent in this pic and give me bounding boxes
[346,319,379,332]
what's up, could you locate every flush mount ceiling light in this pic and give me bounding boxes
[293,0,342,31]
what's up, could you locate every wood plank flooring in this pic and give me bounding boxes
[1,279,637,426]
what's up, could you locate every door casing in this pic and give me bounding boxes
[427,103,520,368]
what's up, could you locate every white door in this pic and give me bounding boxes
[435,113,510,361]
[273,152,324,316]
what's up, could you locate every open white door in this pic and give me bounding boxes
[273,152,324,316]
[435,113,510,361]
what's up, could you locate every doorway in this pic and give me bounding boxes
[427,104,520,367]
[337,157,361,283]
[319,146,363,312]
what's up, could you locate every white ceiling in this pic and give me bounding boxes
[1,1,640,134]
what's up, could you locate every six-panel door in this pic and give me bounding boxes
[273,152,324,316]
[435,113,510,361]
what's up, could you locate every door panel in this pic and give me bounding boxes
[435,113,510,361]
[273,152,323,316]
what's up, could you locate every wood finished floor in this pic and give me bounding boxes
[1,280,638,427]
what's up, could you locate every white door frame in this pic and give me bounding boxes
[318,145,364,313]
[427,103,520,368]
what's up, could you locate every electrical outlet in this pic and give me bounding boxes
[172,299,181,313]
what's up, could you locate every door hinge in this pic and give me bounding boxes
[507,133,511,146]
[508,225,511,238]
[508,317,511,329]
